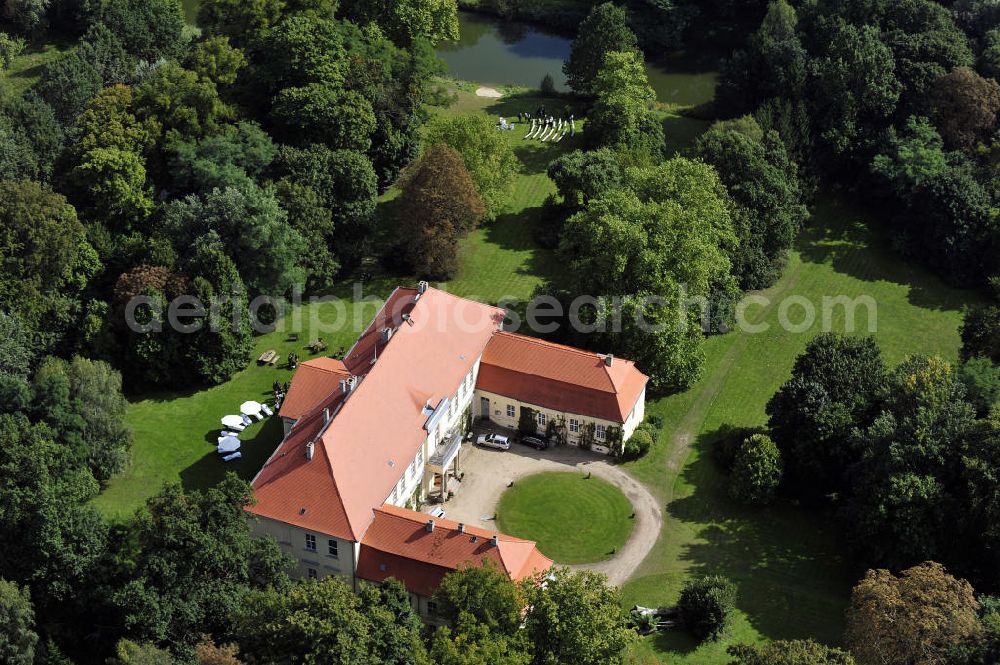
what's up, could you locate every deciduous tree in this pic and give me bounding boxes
[729,433,783,504]
[424,113,517,220]
[523,568,633,665]
[931,66,1000,151]
[727,640,855,665]
[396,144,485,279]
[587,50,662,158]
[677,575,737,642]
[0,579,38,665]
[845,562,982,665]
[563,3,638,96]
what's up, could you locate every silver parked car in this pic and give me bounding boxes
[476,433,510,450]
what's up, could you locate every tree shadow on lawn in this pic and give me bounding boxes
[666,426,853,646]
[663,113,711,156]
[797,193,980,313]
[180,416,284,493]
[479,206,570,286]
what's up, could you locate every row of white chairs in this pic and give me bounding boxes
[523,118,575,143]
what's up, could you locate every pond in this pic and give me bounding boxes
[436,10,718,107]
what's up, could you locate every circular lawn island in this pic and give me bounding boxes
[496,471,634,564]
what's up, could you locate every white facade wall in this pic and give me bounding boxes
[474,384,646,454]
[385,358,481,507]
[250,515,359,588]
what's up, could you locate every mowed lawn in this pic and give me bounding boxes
[497,472,635,564]
[621,194,982,663]
[93,298,380,518]
[0,39,74,97]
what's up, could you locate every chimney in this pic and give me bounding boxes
[417,280,429,295]
[604,353,614,367]
[380,327,393,344]
[341,376,357,395]
[426,519,435,533]
[457,523,465,533]
[305,441,315,461]
[490,535,499,547]
[323,407,330,423]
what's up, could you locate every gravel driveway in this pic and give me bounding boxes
[434,442,662,586]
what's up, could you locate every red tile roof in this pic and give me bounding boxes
[357,505,553,597]
[250,287,505,540]
[277,357,350,421]
[250,393,353,539]
[477,332,648,422]
[343,287,418,375]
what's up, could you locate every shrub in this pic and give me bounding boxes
[729,433,783,505]
[646,414,663,428]
[677,575,737,641]
[0,33,26,70]
[711,425,759,473]
[518,406,537,435]
[621,429,653,460]
[540,73,556,94]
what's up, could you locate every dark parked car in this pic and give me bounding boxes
[520,435,548,450]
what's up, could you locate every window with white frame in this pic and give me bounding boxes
[408,459,416,479]
[596,424,606,440]
[537,412,546,427]
[569,418,579,433]
[506,404,515,418]
[305,533,316,552]
[417,448,423,465]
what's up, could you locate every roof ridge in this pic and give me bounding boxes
[489,331,624,393]
[376,504,536,543]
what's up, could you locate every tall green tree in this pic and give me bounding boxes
[114,475,291,651]
[587,50,662,158]
[434,562,524,635]
[849,356,978,568]
[766,334,888,499]
[84,0,185,62]
[522,568,633,665]
[187,36,247,88]
[160,184,308,295]
[342,0,460,46]
[235,576,384,664]
[562,3,638,96]
[0,579,38,665]
[695,117,807,289]
[0,181,101,352]
[962,305,1000,364]
[807,18,900,162]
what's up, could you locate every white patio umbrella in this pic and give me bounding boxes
[240,400,264,418]
[217,437,241,454]
[221,415,245,429]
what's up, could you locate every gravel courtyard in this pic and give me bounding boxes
[432,440,662,586]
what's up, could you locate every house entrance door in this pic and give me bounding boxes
[480,396,490,421]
